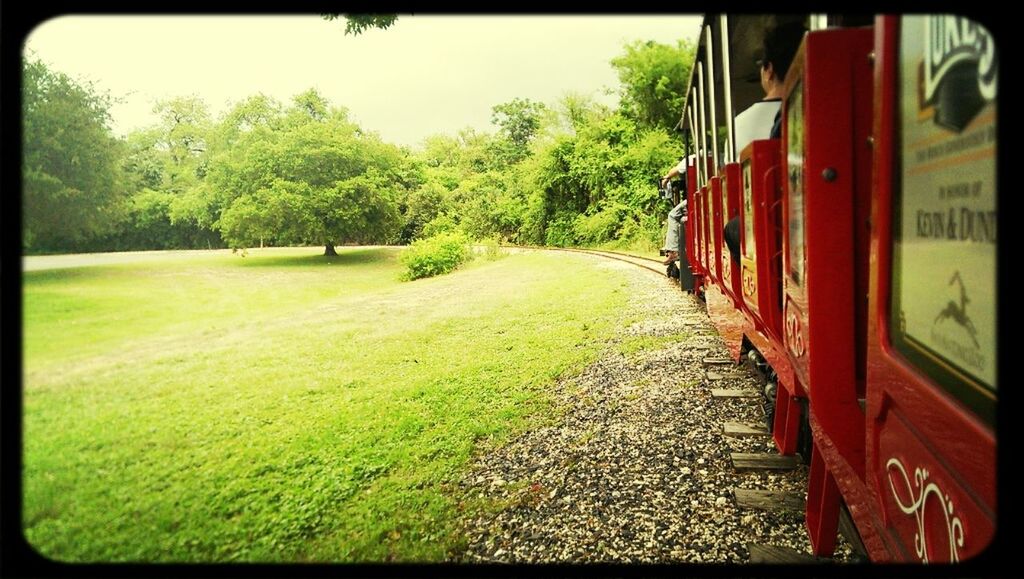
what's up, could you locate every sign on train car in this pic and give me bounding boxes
[866,14,996,563]
[890,15,997,420]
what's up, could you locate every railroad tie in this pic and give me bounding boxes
[702,356,734,365]
[711,388,760,399]
[747,543,832,564]
[732,488,805,512]
[722,421,770,437]
[730,452,801,471]
[706,370,749,381]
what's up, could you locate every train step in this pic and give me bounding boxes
[733,488,804,512]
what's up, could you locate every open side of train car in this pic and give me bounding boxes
[677,14,996,563]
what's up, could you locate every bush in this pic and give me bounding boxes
[573,203,627,245]
[421,214,457,238]
[399,231,472,280]
[616,210,663,251]
[479,236,505,261]
[544,212,577,247]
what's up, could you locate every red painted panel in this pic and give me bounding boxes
[709,177,724,287]
[685,160,699,277]
[871,395,994,562]
[782,27,873,478]
[702,185,714,281]
[695,186,706,274]
[863,16,996,563]
[739,140,785,346]
[720,163,745,308]
[809,413,894,561]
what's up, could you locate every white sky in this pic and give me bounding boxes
[23,15,702,148]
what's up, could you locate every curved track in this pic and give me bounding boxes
[546,247,670,276]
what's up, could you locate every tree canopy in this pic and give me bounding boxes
[321,14,399,36]
[22,56,126,251]
[611,39,695,131]
[489,98,546,164]
[23,35,696,256]
[210,91,409,254]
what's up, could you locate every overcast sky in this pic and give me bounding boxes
[23,15,702,148]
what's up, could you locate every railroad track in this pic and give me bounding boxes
[516,243,863,562]
[537,246,670,276]
[486,243,868,562]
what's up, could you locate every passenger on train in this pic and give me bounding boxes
[659,156,690,265]
[723,21,805,264]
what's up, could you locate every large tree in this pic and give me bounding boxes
[489,98,546,164]
[151,96,213,194]
[212,91,407,255]
[22,56,126,251]
[610,39,695,131]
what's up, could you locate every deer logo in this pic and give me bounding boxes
[934,271,979,349]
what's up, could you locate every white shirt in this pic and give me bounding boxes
[734,99,781,154]
[676,154,695,173]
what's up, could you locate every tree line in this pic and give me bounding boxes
[22,38,694,255]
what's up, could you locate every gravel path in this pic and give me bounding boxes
[456,256,855,564]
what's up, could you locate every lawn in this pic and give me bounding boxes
[22,246,632,562]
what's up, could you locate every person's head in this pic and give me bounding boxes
[759,21,806,96]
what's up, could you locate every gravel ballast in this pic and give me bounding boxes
[456,256,856,564]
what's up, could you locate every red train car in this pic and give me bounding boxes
[677,14,997,563]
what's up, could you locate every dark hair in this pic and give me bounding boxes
[763,21,806,81]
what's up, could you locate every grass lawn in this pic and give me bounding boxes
[22,246,633,562]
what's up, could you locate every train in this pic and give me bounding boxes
[668,14,996,563]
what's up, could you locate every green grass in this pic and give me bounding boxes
[22,246,631,562]
[592,238,662,259]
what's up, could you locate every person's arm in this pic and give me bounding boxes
[660,165,682,188]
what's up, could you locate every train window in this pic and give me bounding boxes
[786,81,806,285]
[742,160,756,260]
[890,15,997,423]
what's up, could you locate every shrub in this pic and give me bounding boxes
[421,214,457,238]
[399,231,472,280]
[479,236,505,261]
[544,212,578,247]
[573,203,627,245]
[617,211,663,251]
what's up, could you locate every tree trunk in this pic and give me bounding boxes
[324,243,338,256]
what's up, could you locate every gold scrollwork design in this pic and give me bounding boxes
[785,308,805,357]
[743,270,756,297]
